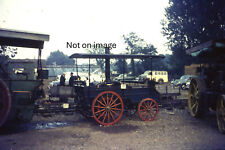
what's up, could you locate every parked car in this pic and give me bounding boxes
[172,75,197,90]
[114,74,136,81]
[171,79,180,86]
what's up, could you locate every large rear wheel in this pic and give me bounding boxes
[92,91,124,126]
[188,78,206,118]
[0,79,11,127]
[216,96,225,134]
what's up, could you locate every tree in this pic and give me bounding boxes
[123,32,145,75]
[86,47,105,72]
[46,50,74,65]
[0,46,17,58]
[140,44,158,71]
[123,32,158,75]
[162,0,225,76]
[114,58,128,74]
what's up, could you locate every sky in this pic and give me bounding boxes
[0,0,170,59]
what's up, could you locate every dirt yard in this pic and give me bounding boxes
[0,107,224,150]
[0,84,224,150]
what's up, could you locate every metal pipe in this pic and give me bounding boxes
[150,57,153,80]
[105,47,110,83]
[88,58,90,86]
[76,58,78,77]
[123,58,125,82]
[37,48,42,70]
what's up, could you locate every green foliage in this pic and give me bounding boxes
[140,44,159,71]
[86,47,105,72]
[123,32,145,54]
[0,46,17,58]
[115,58,128,74]
[162,0,225,76]
[123,32,144,75]
[46,50,74,65]
[122,32,161,75]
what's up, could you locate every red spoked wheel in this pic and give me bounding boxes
[0,79,11,127]
[92,91,124,126]
[138,98,159,121]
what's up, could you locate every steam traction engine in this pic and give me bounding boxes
[0,29,49,127]
[186,40,225,133]
[68,52,164,126]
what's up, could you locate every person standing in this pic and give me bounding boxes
[69,72,80,86]
[60,73,66,85]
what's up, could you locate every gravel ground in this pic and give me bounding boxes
[0,107,224,150]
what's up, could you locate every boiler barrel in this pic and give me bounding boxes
[49,86,75,97]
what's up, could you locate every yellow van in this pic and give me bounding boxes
[139,70,168,83]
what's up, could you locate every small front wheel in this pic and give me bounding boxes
[138,98,159,121]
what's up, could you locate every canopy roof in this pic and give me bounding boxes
[186,39,225,57]
[0,28,49,49]
[69,53,165,59]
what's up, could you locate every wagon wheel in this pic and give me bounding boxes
[216,96,225,134]
[0,79,11,127]
[92,91,124,126]
[138,98,159,121]
[188,78,206,118]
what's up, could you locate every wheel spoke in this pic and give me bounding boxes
[150,106,157,111]
[192,84,197,93]
[191,102,197,110]
[143,102,148,108]
[141,105,147,109]
[150,110,155,117]
[140,108,147,113]
[97,99,106,106]
[111,97,119,105]
[97,111,106,119]
[109,95,114,105]
[94,105,105,109]
[111,103,121,108]
[146,112,151,120]
[101,96,107,105]
[92,91,123,126]
[111,107,121,111]
[111,109,119,117]
[149,101,153,107]
[217,97,225,133]
[109,111,115,121]
[151,104,155,108]
[107,112,110,123]
[106,94,109,105]
[95,108,105,114]
[103,112,107,123]
[144,112,149,118]
[147,101,150,107]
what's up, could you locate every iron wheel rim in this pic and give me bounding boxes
[217,97,225,133]
[138,98,159,121]
[188,82,199,116]
[92,91,124,126]
[0,80,11,127]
